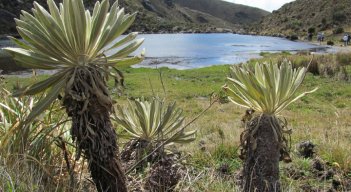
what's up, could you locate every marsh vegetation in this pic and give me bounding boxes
[1,51,351,191]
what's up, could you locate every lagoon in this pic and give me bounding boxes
[1,33,328,73]
[124,33,327,69]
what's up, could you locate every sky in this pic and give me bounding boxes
[223,0,295,12]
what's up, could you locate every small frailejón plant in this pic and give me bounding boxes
[223,60,317,192]
[114,97,196,191]
[3,0,144,191]
[114,98,196,164]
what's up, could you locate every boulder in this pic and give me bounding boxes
[142,0,156,12]
[215,28,224,33]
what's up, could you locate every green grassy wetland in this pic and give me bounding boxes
[1,52,351,191]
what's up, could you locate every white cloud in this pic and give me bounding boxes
[224,0,295,12]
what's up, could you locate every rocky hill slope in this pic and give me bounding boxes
[256,0,351,37]
[0,0,269,37]
[122,0,238,33]
[175,0,269,25]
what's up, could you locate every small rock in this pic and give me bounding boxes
[172,26,180,32]
[215,28,224,33]
[297,141,315,158]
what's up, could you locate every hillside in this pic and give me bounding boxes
[0,0,97,37]
[121,0,239,33]
[256,0,351,37]
[175,0,269,25]
[0,0,269,37]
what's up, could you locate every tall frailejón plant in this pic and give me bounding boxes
[223,60,317,192]
[3,0,144,191]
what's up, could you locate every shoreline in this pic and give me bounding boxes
[307,42,351,54]
[1,34,350,75]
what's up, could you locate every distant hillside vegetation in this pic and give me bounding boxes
[0,0,269,37]
[175,0,269,25]
[122,0,237,33]
[121,0,269,33]
[256,0,351,37]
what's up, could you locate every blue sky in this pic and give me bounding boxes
[223,0,295,12]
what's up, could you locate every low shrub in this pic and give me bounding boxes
[285,35,299,41]
[308,27,315,34]
[336,53,351,66]
[327,40,334,46]
[337,66,349,81]
[332,11,347,23]
[308,60,320,75]
[333,27,344,34]
[276,54,350,80]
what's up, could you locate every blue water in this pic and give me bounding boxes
[1,34,328,72]
[111,33,327,69]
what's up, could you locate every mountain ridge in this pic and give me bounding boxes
[0,0,269,37]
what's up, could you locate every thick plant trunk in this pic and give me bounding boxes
[63,68,127,192]
[71,109,127,192]
[243,114,281,192]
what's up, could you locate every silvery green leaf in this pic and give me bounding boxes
[224,60,317,115]
[114,98,197,145]
[12,72,66,96]
[25,78,65,124]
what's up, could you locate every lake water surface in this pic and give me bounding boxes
[119,33,328,69]
[1,34,328,73]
